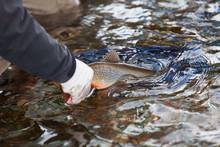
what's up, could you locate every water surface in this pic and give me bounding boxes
[0,0,220,146]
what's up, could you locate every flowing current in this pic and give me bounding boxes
[0,0,220,146]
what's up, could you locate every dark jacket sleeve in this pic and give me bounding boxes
[0,0,76,83]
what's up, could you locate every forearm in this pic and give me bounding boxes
[0,0,76,82]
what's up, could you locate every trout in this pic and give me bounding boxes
[89,50,156,89]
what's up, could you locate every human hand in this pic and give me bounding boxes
[61,59,94,105]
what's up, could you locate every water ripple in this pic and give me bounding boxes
[1,0,220,146]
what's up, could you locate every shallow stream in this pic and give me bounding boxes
[0,0,220,146]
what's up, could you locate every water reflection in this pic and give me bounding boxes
[0,0,220,146]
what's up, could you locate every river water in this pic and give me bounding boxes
[0,0,220,146]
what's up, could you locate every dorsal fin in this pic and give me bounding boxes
[101,50,121,63]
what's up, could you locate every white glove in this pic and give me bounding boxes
[61,59,94,105]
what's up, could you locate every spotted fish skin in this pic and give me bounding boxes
[89,50,156,89]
